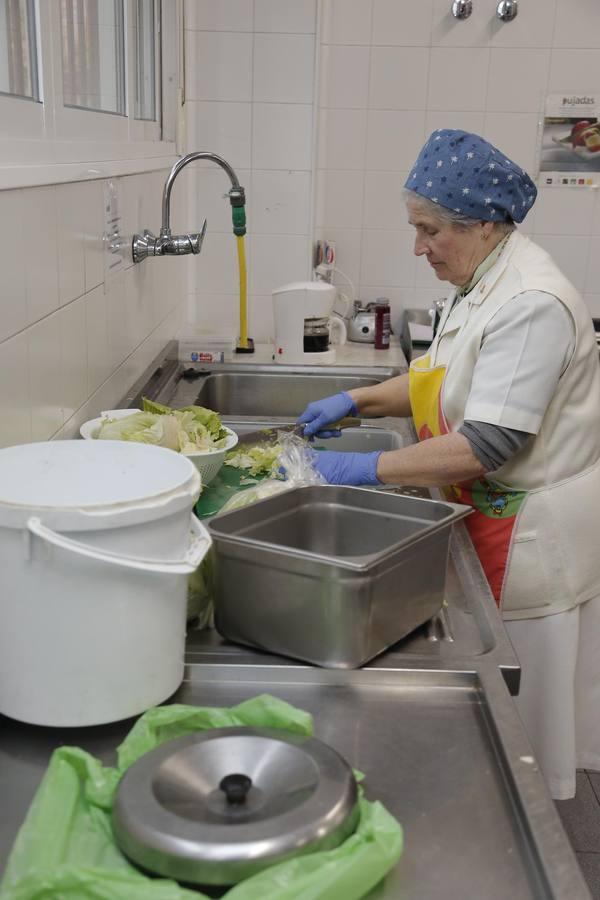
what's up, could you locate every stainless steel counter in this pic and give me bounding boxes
[0,347,590,897]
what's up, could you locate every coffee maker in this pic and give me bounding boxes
[272,281,346,365]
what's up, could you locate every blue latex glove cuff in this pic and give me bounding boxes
[311,450,382,487]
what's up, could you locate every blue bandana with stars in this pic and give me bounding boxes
[405,129,537,223]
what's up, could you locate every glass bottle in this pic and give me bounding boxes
[374,298,391,350]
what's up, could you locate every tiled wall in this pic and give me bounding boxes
[0,170,187,449]
[316,0,600,326]
[185,0,600,341]
[183,0,318,341]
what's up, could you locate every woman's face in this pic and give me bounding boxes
[406,196,492,287]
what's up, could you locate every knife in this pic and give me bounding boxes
[235,416,361,446]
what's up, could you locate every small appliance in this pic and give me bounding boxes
[273,281,346,364]
[348,300,377,343]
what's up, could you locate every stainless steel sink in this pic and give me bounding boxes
[192,371,383,417]
[123,354,407,429]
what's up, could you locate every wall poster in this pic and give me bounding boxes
[539,94,600,188]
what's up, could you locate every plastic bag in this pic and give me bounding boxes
[0,696,402,900]
[186,546,215,627]
[220,432,325,514]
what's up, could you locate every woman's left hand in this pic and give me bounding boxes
[310,449,382,486]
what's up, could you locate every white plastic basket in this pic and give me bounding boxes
[183,428,238,486]
[79,411,238,487]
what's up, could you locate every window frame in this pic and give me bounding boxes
[0,0,182,189]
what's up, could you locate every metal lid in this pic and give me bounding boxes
[112,726,359,886]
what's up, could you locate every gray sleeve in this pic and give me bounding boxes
[459,420,532,472]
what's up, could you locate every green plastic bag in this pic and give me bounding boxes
[0,695,402,900]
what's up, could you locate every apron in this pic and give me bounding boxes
[409,353,526,606]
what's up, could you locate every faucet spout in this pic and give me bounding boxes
[132,151,246,264]
[160,151,242,238]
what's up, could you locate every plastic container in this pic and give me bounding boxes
[0,440,210,727]
[374,297,391,350]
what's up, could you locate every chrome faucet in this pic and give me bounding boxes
[132,151,246,264]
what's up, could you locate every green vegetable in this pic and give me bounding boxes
[224,443,282,477]
[220,479,290,512]
[96,400,229,454]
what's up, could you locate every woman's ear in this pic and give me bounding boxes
[481,221,495,241]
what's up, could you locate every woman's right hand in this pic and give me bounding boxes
[296,391,358,438]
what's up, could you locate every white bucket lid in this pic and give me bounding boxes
[0,441,201,531]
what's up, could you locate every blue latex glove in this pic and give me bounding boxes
[296,391,358,438]
[311,449,382,486]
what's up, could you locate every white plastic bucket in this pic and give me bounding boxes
[0,440,208,727]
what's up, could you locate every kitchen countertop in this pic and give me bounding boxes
[208,336,410,369]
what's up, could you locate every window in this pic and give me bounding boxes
[0,0,39,101]
[134,0,156,122]
[60,0,126,115]
[0,0,181,187]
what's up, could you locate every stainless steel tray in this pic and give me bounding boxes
[209,486,471,669]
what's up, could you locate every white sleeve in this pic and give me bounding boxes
[463,291,576,434]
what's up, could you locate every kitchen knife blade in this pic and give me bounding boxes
[235,416,361,446]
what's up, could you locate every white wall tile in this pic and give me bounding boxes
[23,186,59,326]
[366,110,426,171]
[317,107,368,170]
[548,50,600,94]
[57,182,86,306]
[85,284,110,395]
[431,0,490,48]
[360,230,416,286]
[364,172,411,229]
[319,44,370,109]
[483,112,540,176]
[591,193,600,236]
[248,294,275,341]
[185,31,252,101]
[428,48,490,111]
[585,237,600,294]
[533,187,596,236]
[186,102,252,170]
[81,179,105,293]
[249,234,310,294]
[373,0,433,46]
[105,270,129,371]
[194,232,242,294]
[486,49,550,114]
[59,298,88,420]
[0,189,27,343]
[28,313,63,440]
[490,0,557,49]
[315,170,364,228]
[252,103,313,169]
[321,0,373,45]
[534,234,590,292]
[192,292,239,334]
[254,0,317,34]
[0,332,31,447]
[369,47,429,111]
[253,34,315,103]
[553,0,600,49]
[425,110,486,137]
[251,171,311,234]
[184,0,253,31]
[583,293,600,316]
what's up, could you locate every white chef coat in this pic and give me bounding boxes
[463,290,576,434]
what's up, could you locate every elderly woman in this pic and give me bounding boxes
[296,130,600,801]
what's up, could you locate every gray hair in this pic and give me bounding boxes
[403,189,516,237]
